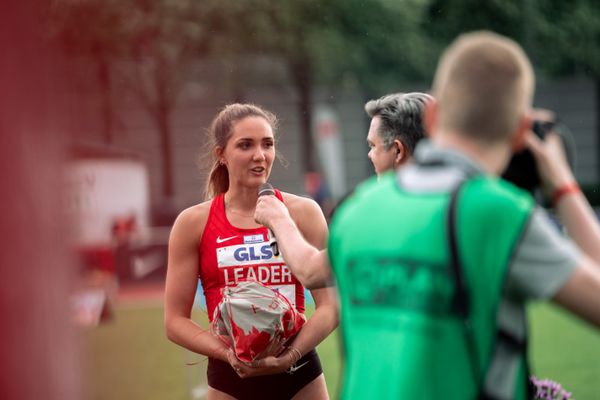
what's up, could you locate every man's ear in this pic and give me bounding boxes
[393,140,407,166]
[423,98,437,137]
[511,113,531,151]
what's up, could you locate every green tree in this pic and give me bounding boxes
[213,0,436,173]
[425,0,600,178]
[52,0,438,190]
[425,0,525,43]
[51,0,127,144]
[530,0,600,77]
[120,0,211,200]
[533,0,600,180]
[425,0,600,78]
[52,0,213,204]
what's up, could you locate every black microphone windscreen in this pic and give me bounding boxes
[258,183,275,197]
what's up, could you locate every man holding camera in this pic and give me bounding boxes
[257,30,600,399]
[326,31,600,399]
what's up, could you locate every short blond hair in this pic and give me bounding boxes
[432,31,534,142]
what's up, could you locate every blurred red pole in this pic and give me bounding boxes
[0,1,81,399]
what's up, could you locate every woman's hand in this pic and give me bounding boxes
[228,349,295,379]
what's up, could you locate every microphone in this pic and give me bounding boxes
[258,183,280,257]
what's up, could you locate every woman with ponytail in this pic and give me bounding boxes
[165,103,338,400]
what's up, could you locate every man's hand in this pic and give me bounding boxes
[255,195,291,230]
[524,109,575,196]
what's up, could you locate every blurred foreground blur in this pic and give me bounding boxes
[1,1,80,398]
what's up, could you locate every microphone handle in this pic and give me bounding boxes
[268,228,279,257]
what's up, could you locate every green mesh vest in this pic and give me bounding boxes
[329,172,534,399]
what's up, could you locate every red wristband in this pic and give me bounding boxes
[552,182,580,206]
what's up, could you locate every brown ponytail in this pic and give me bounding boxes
[203,103,278,199]
[205,160,230,200]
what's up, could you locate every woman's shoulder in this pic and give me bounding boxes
[279,192,326,229]
[172,199,213,235]
[280,191,328,248]
[280,191,321,214]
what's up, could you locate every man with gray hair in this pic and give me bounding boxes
[253,92,433,289]
[365,92,433,175]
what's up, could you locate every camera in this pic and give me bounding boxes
[501,117,576,197]
[531,120,556,140]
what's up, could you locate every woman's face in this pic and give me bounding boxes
[220,116,275,189]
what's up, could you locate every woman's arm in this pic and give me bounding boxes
[164,205,230,362]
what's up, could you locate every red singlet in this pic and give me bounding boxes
[198,191,305,321]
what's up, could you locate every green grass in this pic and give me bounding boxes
[83,302,599,399]
[529,302,600,399]
[83,303,195,400]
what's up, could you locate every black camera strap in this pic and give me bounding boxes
[447,180,482,390]
[447,179,534,400]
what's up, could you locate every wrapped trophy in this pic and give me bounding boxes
[211,280,305,364]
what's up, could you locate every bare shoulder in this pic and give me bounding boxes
[280,191,327,249]
[280,192,323,218]
[171,200,212,241]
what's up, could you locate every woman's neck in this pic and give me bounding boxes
[223,186,263,228]
[223,186,260,214]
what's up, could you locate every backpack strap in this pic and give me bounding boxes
[480,314,534,399]
[447,180,533,400]
[447,180,482,389]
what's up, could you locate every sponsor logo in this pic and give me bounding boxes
[346,256,453,314]
[216,235,237,244]
[288,360,309,374]
[234,245,273,261]
[217,243,280,267]
[244,234,264,244]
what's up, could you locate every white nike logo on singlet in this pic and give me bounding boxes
[216,235,237,244]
